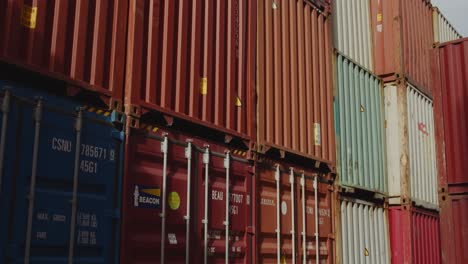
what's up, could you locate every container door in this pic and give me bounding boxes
[120,134,191,263]
[195,146,252,263]
[256,165,294,263]
[1,87,122,263]
[297,176,333,263]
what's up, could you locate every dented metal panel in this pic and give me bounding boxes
[432,7,462,44]
[124,0,256,140]
[371,0,434,96]
[339,199,390,264]
[257,0,335,164]
[384,82,438,208]
[0,0,128,107]
[335,54,386,193]
[255,159,334,263]
[333,0,373,71]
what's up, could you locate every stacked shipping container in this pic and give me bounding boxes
[434,38,468,264]
[432,7,462,45]
[0,0,467,262]
[0,82,124,263]
[332,0,390,261]
[256,0,335,166]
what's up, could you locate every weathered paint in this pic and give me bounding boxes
[439,194,468,264]
[255,159,334,263]
[435,39,468,194]
[335,54,386,193]
[389,206,441,264]
[124,0,256,140]
[257,0,335,165]
[339,199,390,264]
[384,82,438,208]
[432,7,462,45]
[0,0,128,108]
[371,0,434,96]
[333,0,373,71]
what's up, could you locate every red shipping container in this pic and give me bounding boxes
[120,126,253,263]
[439,194,468,264]
[389,206,441,264]
[371,0,434,97]
[254,158,334,263]
[434,38,468,194]
[0,0,127,108]
[256,0,335,166]
[124,0,256,140]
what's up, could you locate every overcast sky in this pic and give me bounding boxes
[432,0,468,37]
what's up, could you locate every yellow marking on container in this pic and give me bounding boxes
[377,13,383,22]
[103,112,110,117]
[235,96,242,107]
[141,188,161,196]
[314,123,321,146]
[21,5,38,29]
[152,127,158,132]
[168,192,181,210]
[96,109,104,115]
[360,105,365,112]
[87,107,96,113]
[200,78,208,95]
[364,248,369,256]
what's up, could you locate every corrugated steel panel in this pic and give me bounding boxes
[335,54,386,193]
[439,195,468,264]
[124,0,256,140]
[384,82,438,208]
[389,206,441,264]
[257,0,335,165]
[120,127,252,263]
[432,7,462,44]
[0,0,128,108]
[255,159,334,263]
[371,0,434,96]
[333,0,373,71]
[436,39,468,194]
[0,81,124,263]
[339,199,390,264]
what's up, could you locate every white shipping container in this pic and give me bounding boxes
[333,0,373,71]
[339,199,390,264]
[384,82,438,209]
[433,7,462,44]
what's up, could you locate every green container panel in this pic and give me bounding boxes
[335,54,386,194]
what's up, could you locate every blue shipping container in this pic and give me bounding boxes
[0,81,124,263]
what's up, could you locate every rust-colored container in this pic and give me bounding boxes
[124,1,256,141]
[434,38,468,195]
[120,126,253,263]
[0,0,127,108]
[439,194,468,264]
[256,0,335,166]
[254,158,334,263]
[371,0,434,97]
[389,206,441,264]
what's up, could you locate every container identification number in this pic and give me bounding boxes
[81,144,107,159]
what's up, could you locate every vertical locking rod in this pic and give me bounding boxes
[160,135,169,264]
[24,100,43,264]
[68,109,83,264]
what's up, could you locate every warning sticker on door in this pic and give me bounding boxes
[133,185,161,209]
